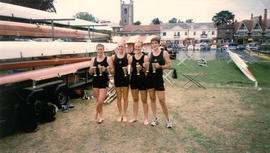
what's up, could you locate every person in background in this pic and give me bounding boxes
[160,41,168,51]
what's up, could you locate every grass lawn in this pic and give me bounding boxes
[172,60,270,87]
[1,60,270,153]
[1,85,269,153]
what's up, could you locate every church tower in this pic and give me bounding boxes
[120,0,134,26]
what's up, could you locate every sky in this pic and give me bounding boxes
[54,0,270,24]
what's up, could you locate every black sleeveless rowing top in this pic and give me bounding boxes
[131,54,145,76]
[114,53,128,77]
[93,56,109,82]
[149,51,165,76]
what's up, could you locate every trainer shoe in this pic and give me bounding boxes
[151,117,159,126]
[166,118,173,128]
[61,105,69,113]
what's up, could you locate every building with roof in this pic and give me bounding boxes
[216,24,235,43]
[112,24,160,53]
[116,24,160,36]
[234,9,269,44]
[160,23,217,46]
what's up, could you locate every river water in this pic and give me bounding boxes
[176,49,260,61]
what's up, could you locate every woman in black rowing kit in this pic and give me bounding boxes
[89,44,112,124]
[147,37,173,128]
[111,41,131,122]
[129,41,149,125]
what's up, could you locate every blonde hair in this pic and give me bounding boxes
[134,40,143,46]
[118,40,126,46]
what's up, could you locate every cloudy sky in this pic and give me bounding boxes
[54,0,270,24]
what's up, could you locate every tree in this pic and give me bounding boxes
[74,12,98,23]
[151,18,162,25]
[168,18,177,23]
[2,0,56,12]
[212,10,235,26]
[186,19,193,23]
[133,21,141,25]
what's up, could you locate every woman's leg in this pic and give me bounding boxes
[156,91,169,119]
[148,88,159,126]
[140,90,148,125]
[97,88,107,123]
[122,86,129,122]
[148,88,157,118]
[115,87,123,121]
[93,88,99,121]
[130,89,139,123]
[156,91,172,127]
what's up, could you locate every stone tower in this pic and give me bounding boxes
[120,0,134,26]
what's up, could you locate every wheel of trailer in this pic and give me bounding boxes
[23,96,41,132]
[32,99,42,116]
[30,97,56,123]
[26,89,45,117]
[55,90,69,108]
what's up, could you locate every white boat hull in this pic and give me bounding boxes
[228,50,256,82]
[0,41,117,60]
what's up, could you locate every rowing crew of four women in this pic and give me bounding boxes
[89,37,173,128]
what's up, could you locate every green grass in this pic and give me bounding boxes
[232,88,270,152]
[172,60,270,87]
[248,62,270,87]
[1,61,270,153]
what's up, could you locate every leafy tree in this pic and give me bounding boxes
[212,10,235,26]
[74,12,98,23]
[168,17,177,23]
[133,21,141,25]
[1,0,56,12]
[186,19,193,23]
[151,18,162,25]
